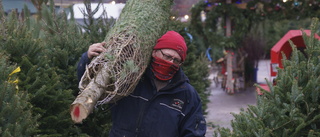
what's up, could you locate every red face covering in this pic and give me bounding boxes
[151,57,179,81]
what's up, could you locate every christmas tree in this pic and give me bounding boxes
[215,18,320,137]
[0,53,38,137]
[0,2,87,136]
[70,0,174,123]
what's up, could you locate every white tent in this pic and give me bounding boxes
[68,3,125,19]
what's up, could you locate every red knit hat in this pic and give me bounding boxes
[153,31,187,62]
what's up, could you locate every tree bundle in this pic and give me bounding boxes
[70,0,174,123]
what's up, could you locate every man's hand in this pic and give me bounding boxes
[87,42,107,59]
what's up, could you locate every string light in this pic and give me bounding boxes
[201,11,206,22]
[184,15,189,20]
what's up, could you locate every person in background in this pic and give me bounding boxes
[77,31,207,137]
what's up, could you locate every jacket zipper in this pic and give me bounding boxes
[135,87,158,136]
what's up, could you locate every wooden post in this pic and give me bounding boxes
[226,51,234,94]
[225,0,232,37]
[225,0,233,94]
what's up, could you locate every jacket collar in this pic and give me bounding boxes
[145,66,189,91]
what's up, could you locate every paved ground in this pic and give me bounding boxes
[204,60,271,136]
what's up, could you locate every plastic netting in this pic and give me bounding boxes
[79,31,147,105]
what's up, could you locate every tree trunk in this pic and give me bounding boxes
[70,0,173,123]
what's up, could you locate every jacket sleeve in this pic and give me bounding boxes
[179,90,207,137]
[77,52,90,82]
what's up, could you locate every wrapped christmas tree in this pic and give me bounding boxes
[216,18,320,136]
[70,0,173,123]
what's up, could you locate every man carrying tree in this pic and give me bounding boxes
[77,31,206,136]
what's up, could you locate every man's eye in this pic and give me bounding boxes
[174,59,181,64]
[165,55,172,59]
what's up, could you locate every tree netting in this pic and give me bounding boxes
[71,0,174,123]
[79,31,142,105]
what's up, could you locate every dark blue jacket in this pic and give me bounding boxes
[77,52,206,137]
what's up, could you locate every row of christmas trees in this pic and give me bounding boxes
[215,18,320,136]
[189,1,320,135]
